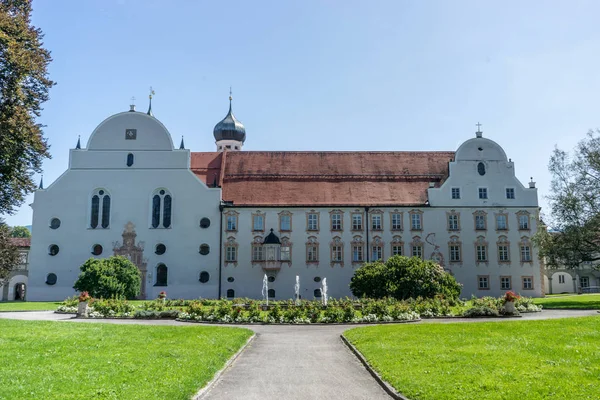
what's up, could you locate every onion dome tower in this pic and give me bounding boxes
[213,90,246,151]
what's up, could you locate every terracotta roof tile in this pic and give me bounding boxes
[9,238,31,247]
[191,151,454,206]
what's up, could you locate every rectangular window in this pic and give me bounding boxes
[307,213,319,231]
[411,214,422,230]
[451,188,461,199]
[281,246,291,261]
[496,215,507,230]
[475,215,486,230]
[226,215,237,231]
[371,214,382,230]
[352,214,363,231]
[478,188,488,199]
[332,245,343,262]
[391,213,402,230]
[448,215,459,231]
[392,245,403,256]
[498,245,509,262]
[372,246,383,261]
[412,245,423,259]
[252,246,264,261]
[307,245,318,262]
[331,214,342,231]
[558,275,565,284]
[226,246,237,262]
[521,245,531,262]
[519,215,529,230]
[253,215,264,231]
[280,215,291,231]
[476,245,487,262]
[478,276,489,290]
[506,188,515,199]
[500,276,512,290]
[450,245,461,262]
[352,245,363,262]
[522,276,533,290]
[580,276,589,288]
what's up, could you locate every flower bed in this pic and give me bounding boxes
[54,293,541,322]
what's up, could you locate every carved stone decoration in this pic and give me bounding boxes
[113,221,148,299]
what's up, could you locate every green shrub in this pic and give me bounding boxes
[61,295,79,307]
[89,298,135,316]
[462,306,499,317]
[350,255,461,301]
[268,303,282,322]
[322,306,344,323]
[247,303,262,322]
[73,256,141,300]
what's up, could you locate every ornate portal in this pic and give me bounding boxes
[113,222,148,299]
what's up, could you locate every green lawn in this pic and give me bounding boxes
[533,293,600,309]
[0,301,62,311]
[0,319,252,399]
[345,316,600,400]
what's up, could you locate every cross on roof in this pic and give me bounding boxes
[476,122,482,132]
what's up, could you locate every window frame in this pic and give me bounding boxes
[478,187,488,199]
[390,212,403,231]
[505,188,515,199]
[500,276,512,290]
[478,275,490,290]
[521,276,533,290]
[451,187,461,199]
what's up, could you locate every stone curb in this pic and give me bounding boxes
[340,334,410,400]
[176,318,421,326]
[192,332,256,400]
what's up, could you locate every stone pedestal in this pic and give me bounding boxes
[77,301,89,318]
[503,301,516,314]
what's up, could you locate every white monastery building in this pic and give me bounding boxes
[26,96,545,301]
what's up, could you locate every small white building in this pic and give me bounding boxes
[26,98,543,301]
[1,238,30,301]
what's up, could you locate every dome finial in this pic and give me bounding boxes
[475,121,483,138]
[76,135,81,149]
[228,86,233,112]
[147,86,155,116]
[179,135,185,150]
[39,175,44,190]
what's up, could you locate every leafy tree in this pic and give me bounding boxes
[0,219,20,286]
[10,225,30,238]
[73,256,141,300]
[0,0,55,215]
[534,130,600,270]
[350,255,462,300]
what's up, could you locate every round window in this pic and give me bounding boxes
[200,217,211,229]
[155,243,166,255]
[46,273,57,285]
[50,218,61,229]
[314,277,321,282]
[159,190,165,195]
[199,244,210,255]
[227,277,234,283]
[199,271,210,283]
[99,190,104,195]
[91,244,103,256]
[268,276,275,283]
[477,162,486,176]
[48,244,59,256]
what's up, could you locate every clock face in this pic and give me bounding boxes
[125,129,137,140]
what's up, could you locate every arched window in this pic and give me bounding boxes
[126,153,134,167]
[314,289,322,297]
[155,264,168,286]
[226,289,235,298]
[90,189,110,229]
[477,162,486,176]
[151,189,172,228]
[268,289,275,298]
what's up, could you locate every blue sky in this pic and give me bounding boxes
[6,0,600,226]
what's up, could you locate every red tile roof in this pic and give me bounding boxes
[191,151,454,206]
[9,238,31,248]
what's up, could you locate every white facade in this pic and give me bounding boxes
[26,106,543,301]
[28,110,222,301]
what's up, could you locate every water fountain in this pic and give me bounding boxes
[321,277,328,306]
[294,275,300,305]
[262,274,269,306]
